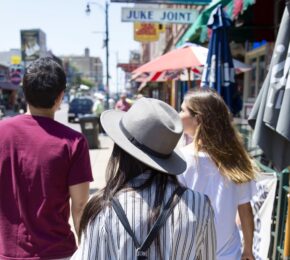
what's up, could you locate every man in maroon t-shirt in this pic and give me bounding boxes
[0,57,93,260]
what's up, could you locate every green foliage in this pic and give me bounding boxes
[63,60,94,89]
[80,78,94,88]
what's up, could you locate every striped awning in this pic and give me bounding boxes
[132,68,201,83]
[176,0,255,46]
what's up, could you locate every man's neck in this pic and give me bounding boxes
[26,105,55,119]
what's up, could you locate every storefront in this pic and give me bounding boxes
[242,43,273,118]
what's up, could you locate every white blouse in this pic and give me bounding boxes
[178,148,257,260]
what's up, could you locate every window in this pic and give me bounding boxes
[242,44,272,118]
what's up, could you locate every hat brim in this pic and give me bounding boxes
[101,110,186,175]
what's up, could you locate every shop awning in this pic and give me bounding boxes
[176,0,270,46]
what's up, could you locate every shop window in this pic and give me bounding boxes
[242,44,272,118]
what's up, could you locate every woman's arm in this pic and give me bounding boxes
[238,202,255,260]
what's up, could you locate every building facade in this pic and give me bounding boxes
[61,48,103,90]
[134,0,282,117]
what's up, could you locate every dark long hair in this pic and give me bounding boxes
[79,144,179,256]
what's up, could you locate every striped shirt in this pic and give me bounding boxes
[71,172,216,260]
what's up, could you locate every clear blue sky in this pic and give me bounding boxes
[0,0,140,92]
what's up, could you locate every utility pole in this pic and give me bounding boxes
[116,51,119,97]
[105,1,109,108]
[86,1,110,108]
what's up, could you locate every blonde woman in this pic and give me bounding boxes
[178,90,256,260]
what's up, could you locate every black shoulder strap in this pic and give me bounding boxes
[111,198,141,249]
[111,186,186,259]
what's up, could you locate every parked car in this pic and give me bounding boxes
[68,97,94,123]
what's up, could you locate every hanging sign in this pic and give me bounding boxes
[122,7,198,24]
[10,55,21,65]
[112,0,210,4]
[134,23,160,42]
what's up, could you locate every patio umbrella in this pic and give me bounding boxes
[132,43,251,83]
[133,43,251,74]
[132,68,202,83]
[132,70,181,83]
[201,4,236,112]
[248,3,290,171]
[133,44,208,74]
[133,69,202,93]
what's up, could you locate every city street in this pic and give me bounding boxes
[55,102,113,192]
[1,0,288,258]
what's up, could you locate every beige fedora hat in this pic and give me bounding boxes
[100,97,186,175]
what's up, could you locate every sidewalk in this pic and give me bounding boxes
[70,134,113,241]
[54,104,113,193]
[89,134,114,193]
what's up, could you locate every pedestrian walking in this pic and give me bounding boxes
[115,92,131,112]
[93,94,105,134]
[71,97,216,260]
[108,97,115,110]
[0,57,94,260]
[178,89,257,260]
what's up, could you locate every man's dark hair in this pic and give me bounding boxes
[23,57,66,108]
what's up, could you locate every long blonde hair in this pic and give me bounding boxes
[184,89,256,184]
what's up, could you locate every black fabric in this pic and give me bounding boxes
[111,186,186,260]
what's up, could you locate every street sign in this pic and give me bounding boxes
[112,0,210,4]
[134,23,160,42]
[122,7,198,24]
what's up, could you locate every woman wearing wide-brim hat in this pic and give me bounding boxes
[71,98,217,260]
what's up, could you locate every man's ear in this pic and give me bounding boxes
[57,91,65,103]
[54,91,65,109]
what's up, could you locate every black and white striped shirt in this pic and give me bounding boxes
[72,172,216,260]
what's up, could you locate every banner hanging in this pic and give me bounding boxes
[238,172,277,260]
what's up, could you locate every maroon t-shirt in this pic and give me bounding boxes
[0,115,93,260]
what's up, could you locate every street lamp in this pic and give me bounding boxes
[86,1,110,108]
